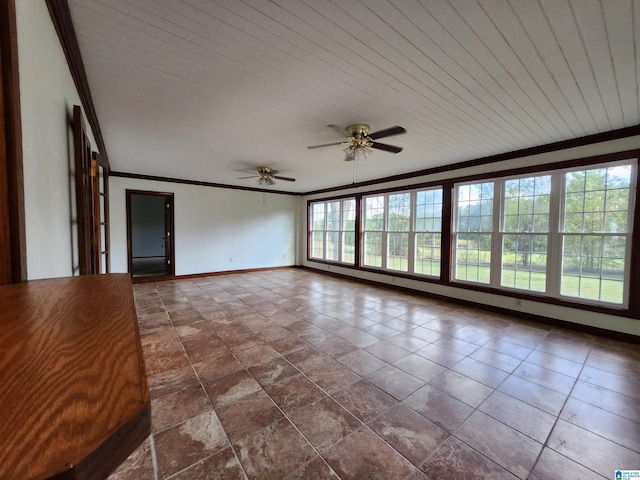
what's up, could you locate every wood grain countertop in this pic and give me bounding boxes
[0,274,150,480]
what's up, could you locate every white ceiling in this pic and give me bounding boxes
[67,0,640,193]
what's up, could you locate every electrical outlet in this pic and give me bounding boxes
[515,298,521,306]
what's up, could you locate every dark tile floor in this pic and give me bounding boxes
[109,269,640,479]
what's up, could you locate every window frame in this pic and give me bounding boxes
[414,187,444,277]
[308,197,357,266]
[556,161,635,307]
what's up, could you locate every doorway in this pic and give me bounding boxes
[126,190,174,279]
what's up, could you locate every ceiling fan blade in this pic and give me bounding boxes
[273,175,296,182]
[238,175,258,179]
[307,141,345,149]
[371,142,403,153]
[369,126,406,140]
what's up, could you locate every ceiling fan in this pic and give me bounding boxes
[238,166,296,186]
[307,124,406,161]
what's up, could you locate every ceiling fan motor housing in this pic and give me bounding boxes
[346,124,370,137]
[346,124,374,150]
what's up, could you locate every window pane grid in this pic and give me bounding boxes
[364,196,384,231]
[455,233,492,283]
[455,182,494,284]
[364,232,382,267]
[560,165,631,304]
[386,193,411,271]
[560,233,626,304]
[415,188,442,277]
[326,201,340,231]
[501,234,547,292]
[363,195,385,267]
[500,175,550,292]
[415,233,441,276]
[309,199,355,265]
[342,199,356,263]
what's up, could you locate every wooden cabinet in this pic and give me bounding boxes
[0,274,150,479]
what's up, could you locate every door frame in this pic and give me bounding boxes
[0,0,26,284]
[126,189,175,282]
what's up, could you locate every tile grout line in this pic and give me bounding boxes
[131,272,637,480]
[525,340,603,479]
[148,284,248,478]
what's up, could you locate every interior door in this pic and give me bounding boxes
[73,105,96,275]
[127,190,174,279]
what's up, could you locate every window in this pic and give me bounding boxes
[362,188,443,276]
[363,196,384,267]
[560,165,633,304]
[310,203,325,259]
[387,193,411,271]
[326,201,340,261]
[501,175,551,292]
[309,198,356,265]
[454,182,494,284]
[309,156,636,310]
[342,199,356,263]
[452,160,635,306]
[415,188,442,276]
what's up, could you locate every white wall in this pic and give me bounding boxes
[110,177,297,275]
[300,135,640,337]
[17,0,98,280]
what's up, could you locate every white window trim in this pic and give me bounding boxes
[451,159,636,308]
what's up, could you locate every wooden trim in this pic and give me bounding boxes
[303,266,640,343]
[440,182,453,283]
[354,194,362,268]
[310,149,640,200]
[112,136,640,199]
[305,127,640,196]
[306,201,312,261]
[73,105,93,275]
[306,252,637,317]
[131,274,175,284]
[101,157,111,273]
[91,153,100,273]
[111,170,300,196]
[307,247,638,319]
[0,0,26,284]
[165,194,175,276]
[45,0,107,159]
[125,191,132,277]
[629,166,640,317]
